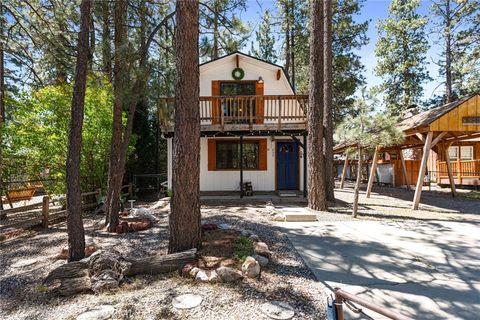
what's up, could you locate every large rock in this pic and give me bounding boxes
[195,269,209,282]
[241,256,260,278]
[127,207,158,223]
[249,234,260,242]
[189,267,200,278]
[254,242,271,258]
[77,305,115,320]
[216,266,243,282]
[253,254,269,268]
[172,293,203,309]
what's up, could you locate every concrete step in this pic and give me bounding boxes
[284,213,318,222]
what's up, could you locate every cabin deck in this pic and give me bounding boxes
[159,95,308,135]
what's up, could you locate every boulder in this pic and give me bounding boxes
[189,267,200,278]
[253,254,269,268]
[195,269,209,282]
[77,305,115,320]
[254,242,271,258]
[172,293,203,310]
[181,263,196,278]
[208,270,219,282]
[127,207,158,223]
[241,256,260,278]
[216,266,243,282]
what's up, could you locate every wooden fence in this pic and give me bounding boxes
[0,184,132,233]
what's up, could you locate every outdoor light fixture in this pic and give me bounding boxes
[258,76,264,83]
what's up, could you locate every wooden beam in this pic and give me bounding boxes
[412,131,433,210]
[366,146,380,198]
[430,131,447,149]
[415,133,425,143]
[399,148,410,190]
[443,142,456,197]
[340,154,349,189]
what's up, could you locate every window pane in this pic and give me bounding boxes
[216,141,259,170]
[460,146,473,160]
[448,147,458,160]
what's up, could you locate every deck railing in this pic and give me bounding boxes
[437,159,480,177]
[159,95,308,129]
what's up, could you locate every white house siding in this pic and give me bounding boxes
[199,54,294,96]
[167,136,305,192]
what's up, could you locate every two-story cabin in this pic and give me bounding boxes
[160,52,308,196]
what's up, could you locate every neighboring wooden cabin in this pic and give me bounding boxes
[160,52,308,196]
[336,94,480,209]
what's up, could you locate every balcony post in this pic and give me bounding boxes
[444,142,456,197]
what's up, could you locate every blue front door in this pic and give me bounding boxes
[277,142,299,190]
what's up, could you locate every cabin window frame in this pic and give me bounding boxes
[448,146,474,161]
[215,140,260,170]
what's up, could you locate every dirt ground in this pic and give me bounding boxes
[0,203,326,320]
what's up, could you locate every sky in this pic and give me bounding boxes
[242,0,444,101]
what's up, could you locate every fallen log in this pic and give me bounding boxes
[43,248,197,296]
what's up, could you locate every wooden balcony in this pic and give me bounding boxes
[159,95,308,133]
[437,159,480,185]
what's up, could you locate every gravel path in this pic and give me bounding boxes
[0,203,327,320]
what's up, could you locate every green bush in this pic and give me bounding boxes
[233,236,254,261]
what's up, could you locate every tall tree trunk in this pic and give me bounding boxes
[352,145,362,218]
[213,0,219,59]
[105,0,126,231]
[445,0,453,103]
[0,0,5,211]
[88,12,95,72]
[101,1,112,81]
[324,0,334,202]
[290,0,296,90]
[169,0,201,253]
[66,0,91,262]
[307,0,327,211]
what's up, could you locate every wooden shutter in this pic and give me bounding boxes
[208,139,216,171]
[255,81,264,124]
[212,81,220,124]
[258,139,267,170]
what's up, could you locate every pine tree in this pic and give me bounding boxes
[252,10,276,63]
[169,0,201,253]
[307,0,327,211]
[332,0,369,124]
[199,0,250,60]
[431,0,478,102]
[66,0,91,261]
[324,0,335,202]
[375,0,430,116]
[335,90,403,217]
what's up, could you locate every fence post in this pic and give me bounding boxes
[42,195,50,228]
[334,289,345,320]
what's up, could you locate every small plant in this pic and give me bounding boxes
[167,189,173,198]
[233,236,254,261]
[37,284,49,293]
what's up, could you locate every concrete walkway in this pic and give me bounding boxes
[280,219,480,319]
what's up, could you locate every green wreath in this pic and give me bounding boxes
[231,67,245,80]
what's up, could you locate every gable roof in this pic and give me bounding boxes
[397,94,477,133]
[199,51,296,94]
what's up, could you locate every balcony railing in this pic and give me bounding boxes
[437,159,480,182]
[159,95,308,131]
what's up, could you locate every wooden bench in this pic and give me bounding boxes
[5,187,37,208]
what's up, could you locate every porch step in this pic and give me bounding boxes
[282,207,318,222]
[278,192,299,197]
[284,213,318,222]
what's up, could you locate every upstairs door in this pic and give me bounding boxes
[277,141,299,190]
[220,81,256,124]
